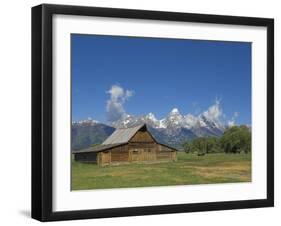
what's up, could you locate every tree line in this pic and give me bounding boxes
[182,125,251,155]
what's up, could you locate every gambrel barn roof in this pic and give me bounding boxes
[72,124,178,153]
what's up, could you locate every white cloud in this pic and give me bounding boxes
[227,111,239,127]
[106,85,134,122]
[201,100,240,128]
[227,120,235,127]
[105,88,240,129]
[202,99,223,122]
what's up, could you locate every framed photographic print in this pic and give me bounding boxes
[32,4,274,221]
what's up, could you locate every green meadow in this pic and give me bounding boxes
[71,152,251,190]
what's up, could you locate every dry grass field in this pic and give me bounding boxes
[71,152,251,190]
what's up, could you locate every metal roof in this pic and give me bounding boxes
[72,143,127,153]
[102,124,145,145]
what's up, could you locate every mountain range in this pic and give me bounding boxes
[72,108,227,150]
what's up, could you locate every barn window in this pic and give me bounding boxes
[133,149,138,153]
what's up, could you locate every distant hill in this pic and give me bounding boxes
[71,120,115,150]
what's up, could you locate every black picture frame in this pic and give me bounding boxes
[32,3,274,222]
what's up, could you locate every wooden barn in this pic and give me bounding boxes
[73,124,177,166]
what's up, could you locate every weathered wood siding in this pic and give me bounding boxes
[75,129,177,166]
[156,144,175,161]
[129,148,157,162]
[75,152,98,163]
[99,151,111,166]
[111,145,129,163]
[125,130,177,163]
[171,151,177,161]
[130,130,155,143]
[128,130,157,162]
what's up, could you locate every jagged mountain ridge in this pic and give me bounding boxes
[112,108,224,137]
[72,108,226,150]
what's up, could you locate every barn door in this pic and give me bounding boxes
[101,151,111,165]
[131,149,139,162]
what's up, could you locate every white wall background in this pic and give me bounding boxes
[0,0,279,225]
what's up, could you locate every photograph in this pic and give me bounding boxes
[71,34,252,191]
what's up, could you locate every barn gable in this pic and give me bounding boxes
[129,128,156,143]
[102,124,148,145]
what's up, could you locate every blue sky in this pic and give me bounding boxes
[71,34,251,125]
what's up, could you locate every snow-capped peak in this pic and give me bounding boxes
[72,118,99,125]
[146,112,157,121]
[81,101,231,138]
[170,108,180,115]
[121,114,135,125]
[115,102,226,136]
[161,108,184,128]
[183,114,198,129]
